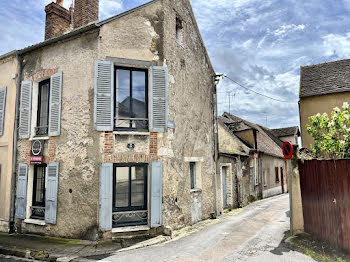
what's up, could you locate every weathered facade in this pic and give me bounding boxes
[11,0,217,240]
[0,54,18,232]
[300,59,350,148]
[217,113,291,212]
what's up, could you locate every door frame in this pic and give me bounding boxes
[219,163,232,212]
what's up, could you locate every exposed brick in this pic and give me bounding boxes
[45,2,72,40]
[73,0,99,29]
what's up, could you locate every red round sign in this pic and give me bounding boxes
[282,142,293,159]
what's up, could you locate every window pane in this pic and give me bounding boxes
[117,70,131,127]
[190,162,196,189]
[34,166,46,205]
[132,71,146,119]
[115,167,129,208]
[38,82,50,128]
[131,166,145,207]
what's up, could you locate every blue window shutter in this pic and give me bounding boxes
[19,81,32,139]
[0,86,7,136]
[150,162,163,227]
[15,163,28,219]
[150,66,168,132]
[45,163,59,224]
[48,72,62,136]
[94,61,114,131]
[99,163,113,231]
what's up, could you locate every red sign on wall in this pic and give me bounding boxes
[30,156,44,164]
[282,142,293,159]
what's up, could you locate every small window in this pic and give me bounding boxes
[31,164,46,220]
[275,167,279,183]
[36,79,50,136]
[176,16,183,45]
[264,171,267,187]
[115,67,148,131]
[190,162,196,189]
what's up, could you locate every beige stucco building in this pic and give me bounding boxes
[300,59,350,148]
[0,53,18,232]
[217,113,293,213]
[5,0,218,240]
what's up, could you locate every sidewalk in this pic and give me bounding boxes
[0,232,150,261]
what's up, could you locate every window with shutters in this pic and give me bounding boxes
[31,164,46,220]
[112,163,148,227]
[35,80,50,136]
[115,67,148,131]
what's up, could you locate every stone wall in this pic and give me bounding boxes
[16,30,100,239]
[261,154,286,198]
[160,0,217,228]
[15,0,217,238]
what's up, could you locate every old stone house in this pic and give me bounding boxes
[7,0,218,240]
[300,59,350,148]
[0,53,18,232]
[270,126,300,146]
[217,113,293,212]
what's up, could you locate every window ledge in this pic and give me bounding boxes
[24,219,46,226]
[114,131,150,136]
[190,188,202,193]
[29,136,50,141]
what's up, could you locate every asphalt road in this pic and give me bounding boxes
[100,194,315,262]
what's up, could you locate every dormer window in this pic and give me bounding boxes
[176,16,183,45]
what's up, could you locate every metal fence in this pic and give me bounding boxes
[299,159,350,251]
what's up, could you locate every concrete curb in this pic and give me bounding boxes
[116,235,171,253]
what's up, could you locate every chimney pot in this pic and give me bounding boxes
[56,0,63,6]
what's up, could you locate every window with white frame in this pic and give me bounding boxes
[189,161,202,190]
[35,79,50,136]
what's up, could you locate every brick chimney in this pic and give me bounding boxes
[73,0,99,29]
[45,0,72,40]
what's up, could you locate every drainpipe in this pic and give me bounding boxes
[213,74,221,217]
[10,54,22,231]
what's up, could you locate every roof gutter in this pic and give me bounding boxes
[17,23,97,55]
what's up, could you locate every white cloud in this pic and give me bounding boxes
[273,24,306,37]
[99,0,123,19]
[322,33,350,58]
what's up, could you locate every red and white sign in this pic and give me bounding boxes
[30,156,43,164]
[282,142,293,159]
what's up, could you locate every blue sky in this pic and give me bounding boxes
[1,0,350,129]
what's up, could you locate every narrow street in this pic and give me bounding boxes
[98,194,314,262]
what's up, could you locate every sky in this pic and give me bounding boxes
[1,0,350,129]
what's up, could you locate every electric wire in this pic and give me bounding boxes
[218,75,298,104]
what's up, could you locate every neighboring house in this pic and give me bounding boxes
[8,0,217,240]
[0,54,18,232]
[300,59,350,148]
[271,126,300,145]
[217,113,291,211]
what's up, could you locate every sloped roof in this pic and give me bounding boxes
[271,126,300,138]
[300,59,350,98]
[1,0,160,57]
[221,113,284,158]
